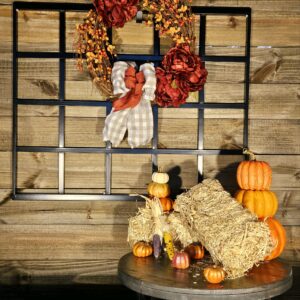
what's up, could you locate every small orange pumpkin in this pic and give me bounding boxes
[132,241,153,258]
[172,252,190,269]
[237,149,272,191]
[185,243,205,260]
[203,266,225,284]
[148,182,170,198]
[159,197,173,212]
[235,190,278,218]
[264,218,286,261]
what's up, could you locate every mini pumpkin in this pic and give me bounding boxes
[264,218,286,261]
[132,241,153,258]
[203,266,225,284]
[148,182,170,198]
[152,171,169,184]
[185,243,205,260]
[235,190,278,218]
[172,252,190,269]
[237,149,272,190]
[160,197,173,212]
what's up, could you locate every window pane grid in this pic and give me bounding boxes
[12,2,251,201]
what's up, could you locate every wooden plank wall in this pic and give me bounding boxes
[0,0,299,284]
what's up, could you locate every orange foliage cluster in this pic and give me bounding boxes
[142,0,195,46]
[75,9,116,96]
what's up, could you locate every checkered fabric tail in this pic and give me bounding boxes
[103,62,156,148]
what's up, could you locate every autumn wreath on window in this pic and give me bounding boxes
[75,0,207,147]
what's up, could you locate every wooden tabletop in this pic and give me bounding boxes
[118,253,292,300]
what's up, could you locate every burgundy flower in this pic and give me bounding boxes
[155,67,189,107]
[94,0,138,28]
[162,43,207,92]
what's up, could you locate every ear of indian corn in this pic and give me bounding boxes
[163,232,174,260]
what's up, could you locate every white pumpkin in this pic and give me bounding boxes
[152,172,169,184]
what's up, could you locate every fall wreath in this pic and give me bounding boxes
[75,0,207,107]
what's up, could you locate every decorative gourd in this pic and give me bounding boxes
[132,241,153,258]
[152,171,169,184]
[237,149,272,191]
[153,234,162,259]
[264,218,286,261]
[160,197,173,212]
[203,266,225,284]
[185,243,205,260]
[148,182,170,198]
[235,190,278,218]
[171,252,190,269]
[163,232,175,260]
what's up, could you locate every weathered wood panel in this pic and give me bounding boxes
[2,84,300,118]
[0,198,143,225]
[1,117,243,150]
[18,58,59,99]
[1,2,300,50]
[3,117,300,153]
[7,9,299,53]
[0,48,297,102]
[1,153,299,190]
[0,224,298,262]
[0,224,130,260]
[249,84,300,119]
[281,226,300,263]
[249,120,300,154]
[65,153,106,189]
[0,259,121,285]
[18,10,59,52]
[0,190,298,225]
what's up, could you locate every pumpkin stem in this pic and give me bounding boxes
[243,148,256,161]
[158,165,165,173]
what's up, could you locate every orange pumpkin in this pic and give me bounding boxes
[185,243,205,260]
[132,241,153,258]
[235,190,278,218]
[203,266,225,284]
[237,160,272,190]
[264,218,286,261]
[172,252,190,269]
[148,182,170,198]
[159,197,173,212]
[237,149,272,190]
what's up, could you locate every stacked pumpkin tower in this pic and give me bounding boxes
[235,149,286,260]
[147,170,174,212]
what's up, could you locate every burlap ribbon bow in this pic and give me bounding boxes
[103,61,156,148]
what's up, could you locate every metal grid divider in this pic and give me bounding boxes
[197,14,206,181]
[152,28,160,172]
[12,2,252,201]
[58,10,66,194]
[105,28,113,195]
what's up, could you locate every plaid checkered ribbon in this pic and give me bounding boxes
[103,62,156,148]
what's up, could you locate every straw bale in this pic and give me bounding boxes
[173,179,274,278]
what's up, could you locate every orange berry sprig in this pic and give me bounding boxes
[75,9,116,97]
[142,0,195,47]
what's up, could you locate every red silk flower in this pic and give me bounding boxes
[155,67,189,107]
[162,43,207,92]
[93,0,138,28]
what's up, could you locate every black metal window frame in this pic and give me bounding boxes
[12,2,251,201]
